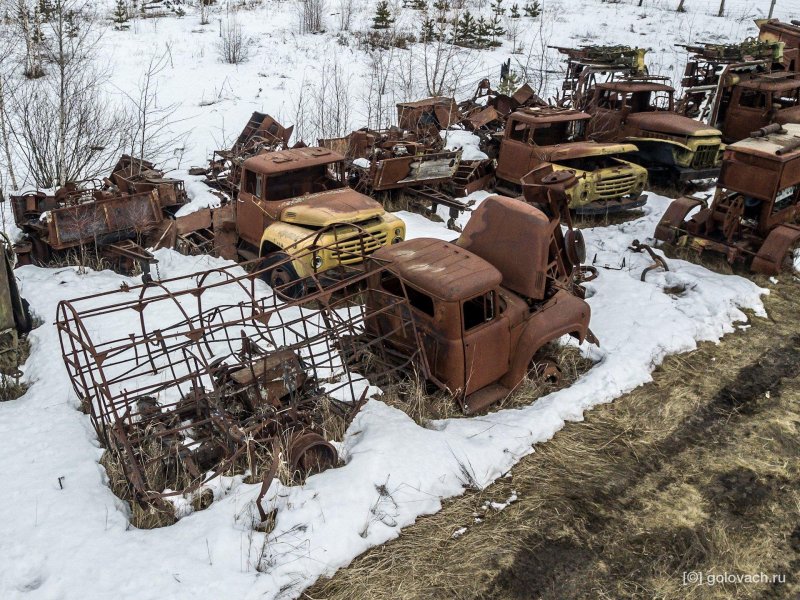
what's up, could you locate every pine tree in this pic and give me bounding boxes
[509,3,520,18]
[411,0,427,9]
[372,1,395,29]
[475,16,490,48]
[523,0,540,17]
[498,70,520,95]
[452,10,477,46]
[489,0,505,46]
[113,0,129,26]
[421,16,435,41]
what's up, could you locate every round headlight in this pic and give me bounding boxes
[313,255,323,269]
[392,236,403,244]
[394,228,402,236]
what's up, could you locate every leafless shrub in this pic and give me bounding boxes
[5,0,129,187]
[312,59,353,140]
[217,13,250,64]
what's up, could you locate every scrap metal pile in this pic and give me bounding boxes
[10,156,189,277]
[56,232,423,504]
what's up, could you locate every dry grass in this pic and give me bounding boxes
[306,278,800,600]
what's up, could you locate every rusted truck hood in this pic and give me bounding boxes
[539,141,639,161]
[627,112,721,137]
[279,188,386,226]
[775,106,800,125]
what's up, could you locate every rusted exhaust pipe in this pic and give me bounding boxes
[750,123,785,138]
[776,137,800,156]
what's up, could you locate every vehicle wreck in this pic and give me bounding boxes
[654,122,800,274]
[365,192,598,414]
[494,106,648,214]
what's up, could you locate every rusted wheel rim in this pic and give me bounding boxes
[528,359,562,384]
[565,228,586,265]
[288,432,337,475]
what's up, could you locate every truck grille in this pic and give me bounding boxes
[691,144,720,169]
[330,229,389,264]
[595,173,638,200]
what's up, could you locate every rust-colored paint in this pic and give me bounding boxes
[367,194,595,413]
[654,123,800,273]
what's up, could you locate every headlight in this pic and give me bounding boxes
[313,255,324,269]
[392,236,403,244]
[394,228,402,236]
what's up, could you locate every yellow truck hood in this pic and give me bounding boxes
[279,188,386,227]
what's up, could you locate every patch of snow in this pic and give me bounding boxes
[353,158,371,168]
[440,130,488,161]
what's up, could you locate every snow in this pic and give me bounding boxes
[441,130,488,161]
[794,248,800,274]
[0,189,766,599]
[0,0,790,597]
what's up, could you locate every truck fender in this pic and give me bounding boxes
[751,224,800,275]
[500,289,592,391]
[654,197,704,243]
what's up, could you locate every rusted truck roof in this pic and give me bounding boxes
[737,73,800,91]
[728,123,800,159]
[510,107,592,124]
[374,238,502,301]
[243,147,344,175]
[595,80,675,93]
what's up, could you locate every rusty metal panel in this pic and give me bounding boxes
[457,195,553,300]
[47,191,162,249]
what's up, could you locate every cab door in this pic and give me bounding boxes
[724,88,770,142]
[496,120,538,184]
[461,290,510,395]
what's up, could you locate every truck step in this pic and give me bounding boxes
[464,383,511,414]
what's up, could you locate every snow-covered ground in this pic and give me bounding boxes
[0,190,767,599]
[0,0,792,598]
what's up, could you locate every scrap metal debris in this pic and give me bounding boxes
[56,231,422,506]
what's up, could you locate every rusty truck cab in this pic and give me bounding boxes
[586,80,675,141]
[721,74,800,142]
[368,238,514,396]
[236,147,346,249]
[496,108,589,183]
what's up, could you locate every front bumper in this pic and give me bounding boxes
[573,194,648,215]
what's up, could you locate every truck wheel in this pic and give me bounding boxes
[565,229,586,265]
[257,252,305,299]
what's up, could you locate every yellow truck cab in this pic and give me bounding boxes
[236,147,405,292]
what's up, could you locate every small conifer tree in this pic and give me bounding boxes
[372,1,395,29]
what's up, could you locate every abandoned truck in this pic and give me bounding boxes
[677,41,800,143]
[234,146,406,291]
[494,107,648,214]
[364,193,597,414]
[584,79,725,182]
[654,123,800,274]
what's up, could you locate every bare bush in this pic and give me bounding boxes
[118,52,187,166]
[5,0,129,187]
[337,0,353,31]
[217,13,250,64]
[313,59,352,140]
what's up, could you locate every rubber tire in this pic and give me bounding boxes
[257,252,305,299]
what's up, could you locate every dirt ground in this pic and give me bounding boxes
[306,276,800,600]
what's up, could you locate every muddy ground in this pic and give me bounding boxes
[307,276,800,600]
